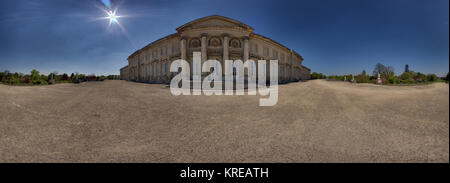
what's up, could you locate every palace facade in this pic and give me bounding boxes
[120,15,311,83]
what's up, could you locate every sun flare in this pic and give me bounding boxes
[107,10,120,23]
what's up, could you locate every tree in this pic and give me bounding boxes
[426,74,438,82]
[400,72,414,83]
[61,73,69,81]
[416,72,427,82]
[446,72,449,82]
[356,70,370,83]
[311,72,324,79]
[373,63,395,80]
[30,69,40,82]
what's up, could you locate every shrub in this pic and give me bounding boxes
[24,76,31,83]
[311,72,325,79]
[426,74,438,82]
[400,72,413,81]
[61,73,69,81]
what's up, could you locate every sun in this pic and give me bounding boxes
[107,10,120,23]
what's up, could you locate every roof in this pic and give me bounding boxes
[127,15,304,63]
[250,33,303,61]
[176,15,254,32]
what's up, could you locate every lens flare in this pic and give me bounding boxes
[107,10,119,23]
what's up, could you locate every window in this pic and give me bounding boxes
[146,66,150,78]
[251,44,257,53]
[152,51,158,58]
[161,47,167,56]
[153,65,157,77]
[263,47,269,56]
[172,43,180,53]
[280,53,285,61]
[273,50,278,60]
[162,63,166,75]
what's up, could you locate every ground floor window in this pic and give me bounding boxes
[162,63,166,76]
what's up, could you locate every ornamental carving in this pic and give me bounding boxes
[229,39,241,48]
[209,37,221,47]
[189,38,201,48]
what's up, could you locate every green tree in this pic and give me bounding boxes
[400,72,414,83]
[426,74,438,82]
[416,72,427,82]
[30,69,40,82]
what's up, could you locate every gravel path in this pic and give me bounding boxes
[0,80,448,162]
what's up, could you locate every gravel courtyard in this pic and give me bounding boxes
[0,80,448,162]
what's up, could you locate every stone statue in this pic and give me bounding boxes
[49,74,55,85]
[344,76,347,82]
[351,75,356,83]
[376,73,382,85]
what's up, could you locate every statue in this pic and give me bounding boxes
[351,75,356,83]
[49,74,55,85]
[376,73,382,85]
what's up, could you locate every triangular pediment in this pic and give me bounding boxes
[176,15,254,32]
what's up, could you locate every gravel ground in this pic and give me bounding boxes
[0,80,448,162]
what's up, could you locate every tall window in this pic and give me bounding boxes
[263,47,269,56]
[280,53,285,61]
[162,63,166,76]
[153,65,157,77]
[161,47,167,56]
[273,50,278,60]
[146,66,150,78]
[172,43,180,53]
[251,44,257,53]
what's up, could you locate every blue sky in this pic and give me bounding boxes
[0,0,448,76]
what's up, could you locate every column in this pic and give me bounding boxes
[180,38,186,60]
[180,38,187,78]
[223,34,229,61]
[201,34,208,76]
[243,37,249,62]
[137,59,140,81]
[201,34,207,63]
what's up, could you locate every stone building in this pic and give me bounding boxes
[120,15,311,83]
